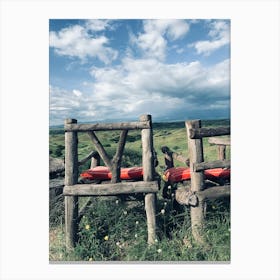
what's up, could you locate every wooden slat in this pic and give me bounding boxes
[78,151,99,166]
[87,131,112,169]
[65,121,150,132]
[111,130,128,183]
[208,137,231,146]
[189,126,230,139]
[196,186,230,201]
[63,180,159,196]
[193,160,231,171]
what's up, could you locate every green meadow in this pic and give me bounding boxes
[49,119,230,262]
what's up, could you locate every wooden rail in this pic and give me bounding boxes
[208,137,230,146]
[193,159,231,171]
[78,151,99,166]
[63,181,159,196]
[189,126,230,139]
[64,121,150,132]
[208,137,230,161]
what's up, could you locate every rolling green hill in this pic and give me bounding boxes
[49,119,230,172]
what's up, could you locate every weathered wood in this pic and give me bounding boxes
[208,137,230,160]
[186,120,205,192]
[63,181,159,196]
[49,178,64,189]
[78,150,99,166]
[49,178,64,200]
[145,193,157,244]
[64,119,79,249]
[185,120,205,244]
[196,186,230,201]
[218,145,226,160]
[175,187,198,206]
[161,146,189,168]
[111,130,128,183]
[49,157,65,177]
[65,121,151,132]
[189,126,230,139]
[90,152,100,168]
[140,114,157,244]
[208,137,231,146]
[140,114,155,181]
[87,131,112,169]
[193,160,231,171]
[162,147,174,168]
[62,116,158,247]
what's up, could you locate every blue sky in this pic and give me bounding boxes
[49,19,230,125]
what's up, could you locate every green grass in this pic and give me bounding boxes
[49,196,230,262]
[49,119,230,262]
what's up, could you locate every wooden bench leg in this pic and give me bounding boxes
[190,201,205,245]
[145,193,156,244]
[65,196,79,250]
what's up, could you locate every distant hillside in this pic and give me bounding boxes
[50,119,230,135]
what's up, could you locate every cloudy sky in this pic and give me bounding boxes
[49,19,230,126]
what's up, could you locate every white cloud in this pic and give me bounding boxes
[50,86,93,124]
[85,19,111,31]
[50,20,230,125]
[143,19,189,40]
[133,19,189,61]
[91,58,228,118]
[191,20,230,55]
[50,57,230,125]
[49,23,118,64]
[73,89,82,97]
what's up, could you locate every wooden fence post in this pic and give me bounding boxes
[140,114,156,244]
[64,118,79,250]
[90,151,100,168]
[218,145,226,160]
[185,120,205,244]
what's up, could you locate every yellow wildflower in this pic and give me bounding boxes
[85,224,90,230]
[104,235,109,241]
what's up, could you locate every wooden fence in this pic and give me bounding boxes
[63,114,159,249]
[185,120,230,243]
[58,115,230,248]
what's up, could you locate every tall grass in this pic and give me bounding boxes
[49,195,230,261]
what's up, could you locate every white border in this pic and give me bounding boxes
[1,0,279,279]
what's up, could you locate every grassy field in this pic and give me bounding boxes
[49,119,230,262]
